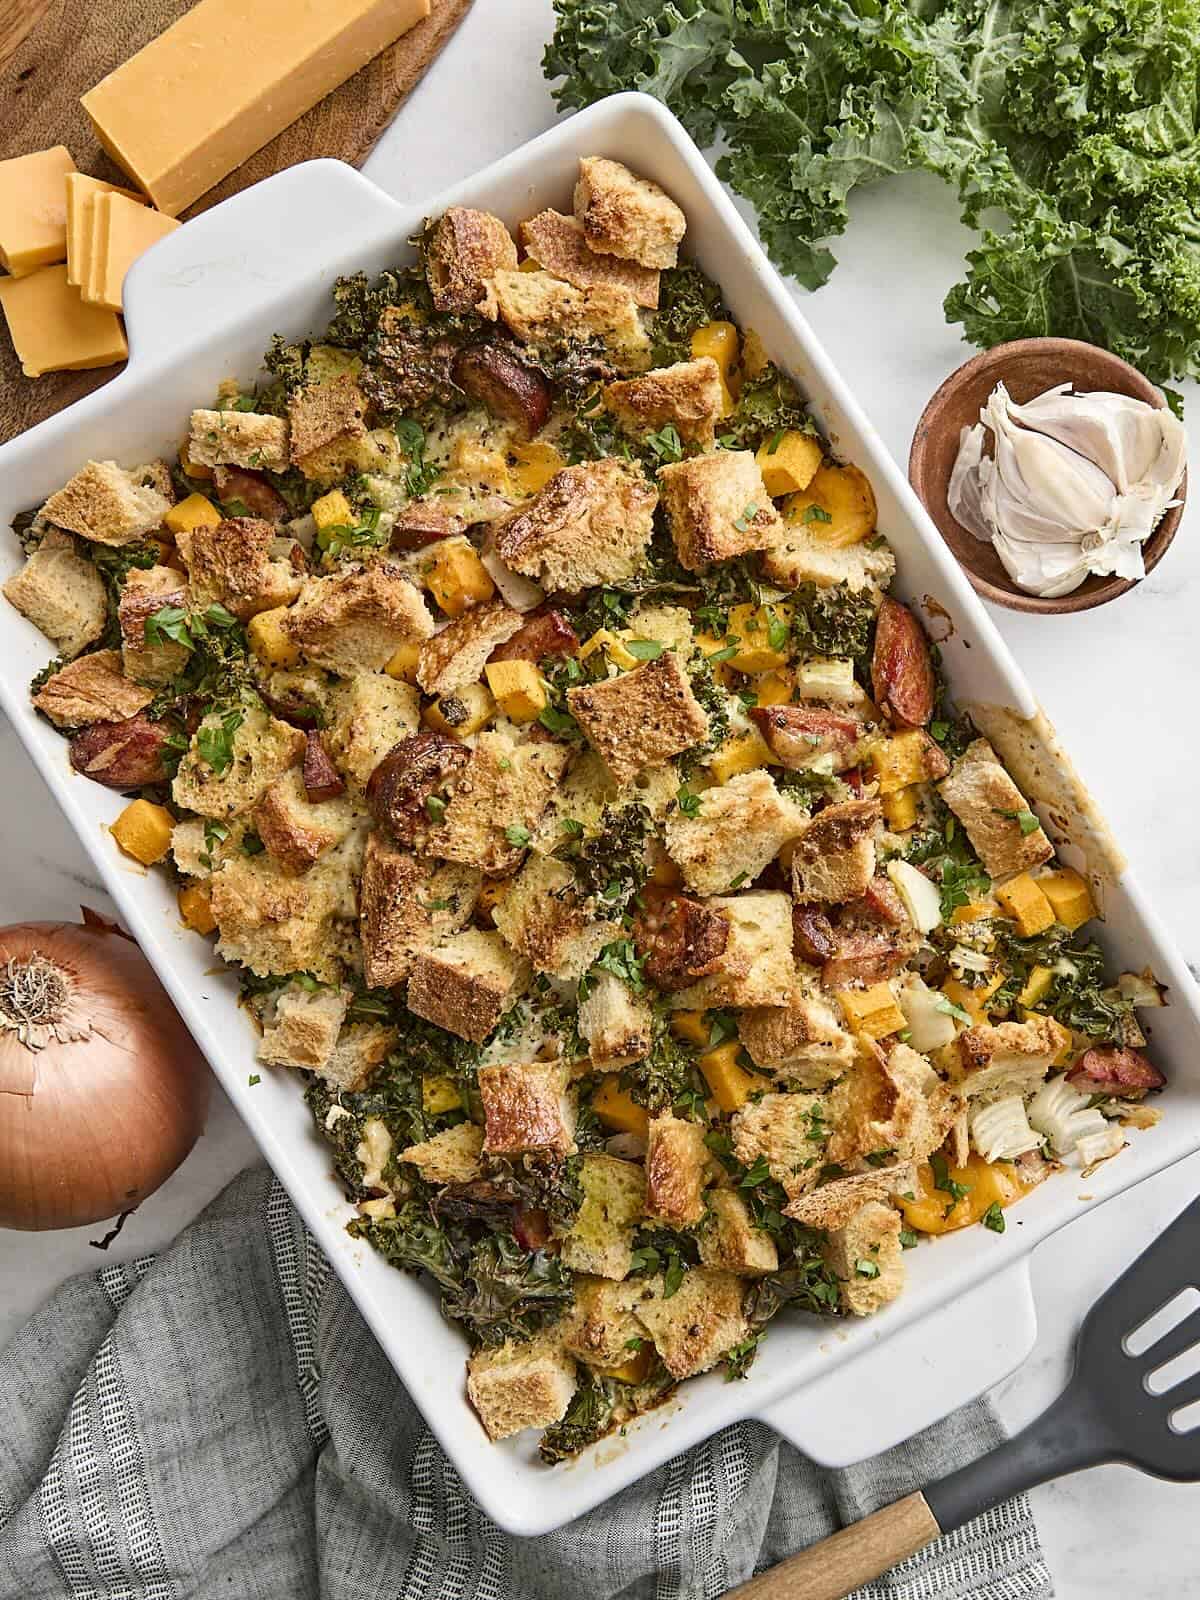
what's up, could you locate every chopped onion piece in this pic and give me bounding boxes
[1075,1123,1126,1168]
[969,1095,1043,1163]
[896,973,957,1053]
[886,859,943,934]
[1028,1073,1107,1156]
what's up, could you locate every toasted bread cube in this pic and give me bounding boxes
[209,848,347,982]
[467,1331,576,1442]
[761,521,896,594]
[247,606,302,668]
[732,1091,828,1194]
[252,767,353,875]
[4,529,107,660]
[326,1023,397,1099]
[31,647,151,728]
[826,1041,957,1171]
[521,208,660,307]
[418,731,568,874]
[783,463,876,549]
[164,492,221,535]
[791,798,881,906]
[658,450,785,572]
[423,681,496,739]
[1038,868,1096,931]
[603,358,723,449]
[39,460,170,547]
[785,1164,916,1230]
[568,650,708,787]
[492,855,618,980]
[592,1075,650,1138]
[406,928,528,1044]
[257,981,349,1072]
[699,1188,778,1275]
[645,1112,708,1227]
[952,1015,1069,1102]
[479,1060,575,1155]
[483,269,650,370]
[561,1155,646,1280]
[399,1121,485,1186]
[325,674,421,791]
[737,990,855,1084]
[628,1268,748,1379]
[756,431,823,498]
[172,705,305,820]
[665,769,806,897]
[111,798,173,865]
[837,982,907,1041]
[186,409,288,473]
[706,728,774,784]
[417,599,523,698]
[573,157,686,270]
[822,1201,905,1317]
[288,376,366,472]
[939,739,1054,880]
[563,1276,648,1369]
[697,1040,769,1114]
[359,833,479,988]
[176,514,302,621]
[484,657,547,723]
[177,881,217,936]
[995,872,1055,937]
[491,458,657,595]
[425,206,517,313]
[284,563,433,674]
[420,536,496,618]
[577,971,653,1068]
[669,892,794,1011]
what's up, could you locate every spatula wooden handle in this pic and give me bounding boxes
[722,1491,941,1600]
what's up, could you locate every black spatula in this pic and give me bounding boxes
[726,1193,1200,1600]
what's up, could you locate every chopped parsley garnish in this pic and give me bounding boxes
[424,794,448,822]
[995,807,1041,836]
[196,707,244,774]
[982,1201,1007,1234]
[504,824,531,848]
[623,638,664,660]
[801,504,832,525]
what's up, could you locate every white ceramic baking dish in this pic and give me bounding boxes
[2,95,1199,1537]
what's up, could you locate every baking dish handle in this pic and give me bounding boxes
[755,1259,1037,1467]
[121,160,404,365]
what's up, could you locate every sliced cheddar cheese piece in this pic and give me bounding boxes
[81,0,431,216]
[0,265,127,377]
[83,192,180,312]
[0,145,77,276]
[65,172,145,289]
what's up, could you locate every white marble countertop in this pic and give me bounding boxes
[3,4,1200,1593]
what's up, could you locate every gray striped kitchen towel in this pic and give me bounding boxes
[0,1166,1054,1599]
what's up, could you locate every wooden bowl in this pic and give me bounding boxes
[909,337,1185,614]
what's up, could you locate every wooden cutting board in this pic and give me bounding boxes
[0,0,473,443]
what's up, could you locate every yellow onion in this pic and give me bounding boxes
[0,911,211,1230]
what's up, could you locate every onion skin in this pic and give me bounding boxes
[0,921,212,1231]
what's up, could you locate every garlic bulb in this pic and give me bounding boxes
[1028,1073,1107,1156]
[948,380,1186,598]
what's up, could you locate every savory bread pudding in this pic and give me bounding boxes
[4,154,1167,1459]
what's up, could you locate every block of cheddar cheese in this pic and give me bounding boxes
[65,172,145,289]
[83,192,180,312]
[0,146,77,276]
[81,0,431,217]
[0,265,127,378]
